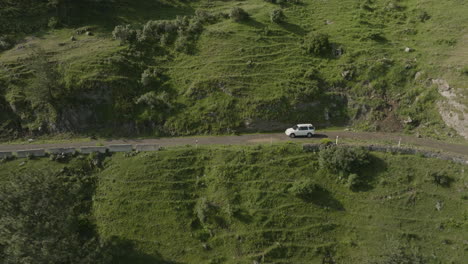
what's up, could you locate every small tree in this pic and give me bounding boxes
[25,49,62,106]
[270,9,285,23]
[303,32,332,56]
[229,7,249,22]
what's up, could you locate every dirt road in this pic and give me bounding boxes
[0,131,467,157]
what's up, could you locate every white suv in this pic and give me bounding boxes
[285,124,315,138]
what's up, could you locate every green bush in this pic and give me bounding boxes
[112,24,137,44]
[141,67,163,87]
[229,7,249,22]
[289,179,320,199]
[303,33,332,56]
[320,138,334,147]
[175,33,193,53]
[270,9,285,23]
[428,171,453,187]
[0,37,12,51]
[319,146,370,174]
[48,17,59,29]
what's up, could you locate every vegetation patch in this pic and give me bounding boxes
[2,144,466,263]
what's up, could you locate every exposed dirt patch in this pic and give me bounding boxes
[376,102,403,133]
[433,79,468,139]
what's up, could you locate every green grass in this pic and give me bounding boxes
[0,0,467,139]
[95,144,467,263]
[1,143,467,262]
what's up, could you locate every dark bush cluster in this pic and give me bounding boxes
[112,10,224,53]
[270,9,285,23]
[112,24,138,44]
[303,32,332,56]
[319,146,370,175]
[428,171,453,187]
[229,7,250,22]
[0,39,11,51]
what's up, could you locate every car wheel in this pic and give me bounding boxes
[307,133,313,138]
[289,133,296,138]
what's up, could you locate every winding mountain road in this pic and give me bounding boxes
[0,131,467,157]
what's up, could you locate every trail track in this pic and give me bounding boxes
[0,132,467,157]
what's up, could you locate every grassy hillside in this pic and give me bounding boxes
[0,0,467,140]
[0,144,466,263]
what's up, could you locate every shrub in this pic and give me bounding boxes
[135,91,161,109]
[139,20,177,42]
[229,7,249,22]
[195,10,220,24]
[429,171,452,187]
[320,138,334,147]
[303,33,332,56]
[319,146,370,174]
[187,19,204,35]
[141,68,162,87]
[112,24,137,44]
[0,36,13,51]
[87,152,106,169]
[289,179,320,199]
[174,33,193,53]
[270,9,285,23]
[48,17,59,29]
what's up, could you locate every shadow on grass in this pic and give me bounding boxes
[303,187,344,211]
[240,18,266,29]
[312,134,329,139]
[108,236,183,264]
[234,208,254,223]
[354,154,387,192]
[279,22,307,36]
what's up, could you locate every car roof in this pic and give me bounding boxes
[297,124,313,126]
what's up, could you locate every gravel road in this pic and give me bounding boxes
[0,132,467,157]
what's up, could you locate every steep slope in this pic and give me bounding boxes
[91,145,467,263]
[0,0,467,139]
[0,144,467,263]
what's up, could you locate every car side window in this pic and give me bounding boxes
[308,126,314,130]
[299,127,307,130]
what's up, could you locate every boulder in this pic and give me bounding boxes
[414,71,423,81]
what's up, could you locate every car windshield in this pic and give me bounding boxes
[293,125,298,130]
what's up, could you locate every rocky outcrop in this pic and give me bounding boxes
[433,79,468,139]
